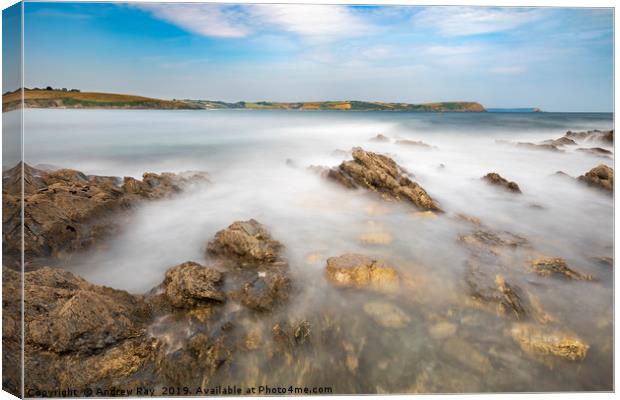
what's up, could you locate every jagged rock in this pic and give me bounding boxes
[577,164,613,193]
[527,257,592,280]
[322,148,441,211]
[458,228,528,255]
[240,270,291,312]
[482,172,521,193]
[362,301,411,328]
[2,266,151,355]
[206,219,284,265]
[325,253,400,293]
[510,324,588,364]
[565,129,613,145]
[2,163,208,264]
[541,137,578,146]
[369,134,390,142]
[576,147,613,158]
[161,261,225,308]
[516,142,563,152]
[395,139,432,148]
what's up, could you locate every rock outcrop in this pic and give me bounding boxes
[161,261,225,308]
[510,324,588,365]
[395,139,433,148]
[576,147,613,158]
[369,134,390,142]
[2,163,208,265]
[325,253,400,293]
[319,148,441,211]
[207,219,284,265]
[577,164,613,193]
[527,257,592,281]
[482,172,522,193]
[565,129,613,145]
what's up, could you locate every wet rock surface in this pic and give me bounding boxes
[325,253,400,293]
[161,261,225,308]
[319,148,441,211]
[207,219,284,265]
[577,164,613,193]
[510,324,589,365]
[527,257,592,281]
[2,163,208,266]
[482,172,522,193]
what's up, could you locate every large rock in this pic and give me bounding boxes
[564,129,613,145]
[321,148,441,211]
[527,257,592,280]
[577,164,613,193]
[162,261,225,308]
[482,172,521,193]
[2,163,208,264]
[510,323,588,364]
[2,266,151,355]
[325,253,400,293]
[206,219,284,265]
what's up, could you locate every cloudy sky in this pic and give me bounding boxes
[20,2,614,111]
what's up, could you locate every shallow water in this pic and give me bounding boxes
[17,109,614,392]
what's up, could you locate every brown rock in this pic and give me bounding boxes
[206,219,283,265]
[240,270,291,312]
[162,261,225,308]
[516,142,563,152]
[395,139,433,148]
[2,163,208,264]
[576,147,613,157]
[565,129,613,145]
[527,257,592,280]
[482,172,521,193]
[324,148,441,211]
[369,134,390,142]
[510,323,588,363]
[577,164,613,193]
[325,253,400,293]
[541,137,577,146]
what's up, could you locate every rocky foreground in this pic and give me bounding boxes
[1,135,614,394]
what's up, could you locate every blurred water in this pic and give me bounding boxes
[18,108,614,392]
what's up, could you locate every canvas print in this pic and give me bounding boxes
[2,2,614,397]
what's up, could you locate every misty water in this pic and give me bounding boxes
[19,109,613,392]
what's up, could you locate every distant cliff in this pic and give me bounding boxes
[3,89,486,112]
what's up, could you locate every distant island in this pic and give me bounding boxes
[2,88,488,112]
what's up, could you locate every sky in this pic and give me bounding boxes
[13,2,615,111]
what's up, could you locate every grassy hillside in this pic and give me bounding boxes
[2,89,201,111]
[3,89,486,112]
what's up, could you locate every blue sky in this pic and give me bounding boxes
[17,2,614,111]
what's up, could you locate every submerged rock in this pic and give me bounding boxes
[363,301,411,328]
[162,261,225,308]
[321,147,441,211]
[206,219,284,265]
[458,228,528,255]
[369,134,390,142]
[441,336,491,375]
[2,163,208,265]
[510,324,588,364]
[482,172,522,193]
[565,129,613,145]
[395,139,433,148]
[541,137,578,146]
[576,147,613,158]
[527,257,592,280]
[577,164,613,193]
[516,142,563,152]
[325,253,400,293]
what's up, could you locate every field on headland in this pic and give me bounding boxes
[2,89,486,112]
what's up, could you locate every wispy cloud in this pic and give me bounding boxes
[135,4,251,38]
[135,4,375,40]
[413,7,544,37]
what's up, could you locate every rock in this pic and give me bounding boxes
[482,172,522,193]
[565,129,613,145]
[325,253,400,293]
[240,270,291,312]
[206,219,284,265]
[577,164,613,193]
[527,257,592,280]
[363,301,411,328]
[2,163,207,264]
[395,139,433,148]
[5,266,151,355]
[323,148,441,211]
[162,261,225,308]
[369,134,390,142]
[541,137,578,146]
[510,324,588,363]
[576,147,613,158]
[441,337,491,374]
[359,221,393,245]
[429,322,457,339]
[516,142,563,152]
[458,228,528,255]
